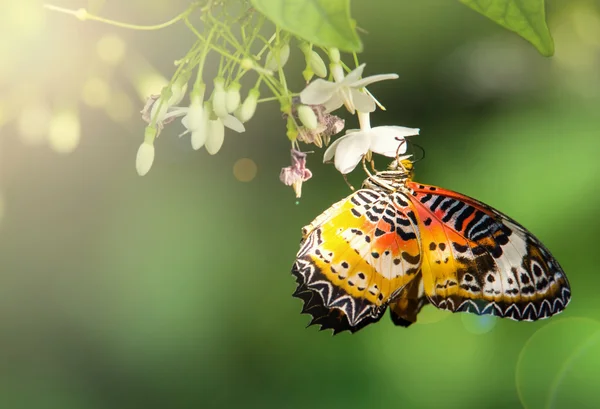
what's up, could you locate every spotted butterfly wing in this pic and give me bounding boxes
[292,189,423,333]
[291,163,571,333]
[407,182,571,321]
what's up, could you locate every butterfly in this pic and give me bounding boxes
[291,159,571,333]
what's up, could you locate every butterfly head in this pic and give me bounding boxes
[361,157,414,192]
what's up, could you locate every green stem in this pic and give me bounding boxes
[44,3,199,31]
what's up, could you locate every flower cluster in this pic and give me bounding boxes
[55,3,420,196]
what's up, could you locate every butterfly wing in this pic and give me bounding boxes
[292,189,422,333]
[388,271,430,327]
[407,182,571,321]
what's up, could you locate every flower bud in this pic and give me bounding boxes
[226,82,241,113]
[265,44,290,71]
[136,140,155,176]
[211,77,228,118]
[308,51,327,78]
[205,119,225,155]
[235,88,260,123]
[297,105,318,130]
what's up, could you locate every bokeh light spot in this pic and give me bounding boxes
[516,317,600,409]
[461,313,497,334]
[7,1,46,36]
[572,6,600,48]
[82,77,110,108]
[48,109,81,154]
[133,73,168,102]
[96,34,126,65]
[233,158,257,182]
[18,102,52,146]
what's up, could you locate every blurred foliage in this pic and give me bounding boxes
[251,0,363,52]
[0,0,599,408]
[459,0,555,56]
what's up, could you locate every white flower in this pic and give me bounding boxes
[300,64,398,114]
[200,107,245,154]
[181,98,208,150]
[324,112,419,174]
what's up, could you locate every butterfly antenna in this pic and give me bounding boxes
[395,139,408,165]
[412,143,426,164]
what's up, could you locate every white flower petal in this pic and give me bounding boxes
[183,102,204,131]
[341,64,366,85]
[191,129,207,150]
[333,132,371,174]
[222,115,245,133]
[323,134,348,162]
[205,119,225,155]
[369,126,420,157]
[323,92,344,113]
[351,73,399,89]
[300,79,339,105]
[351,89,376,113]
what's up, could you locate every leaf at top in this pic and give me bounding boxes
[459,0,554,56]
[250,0,362,52]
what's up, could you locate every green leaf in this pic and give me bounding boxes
[250,0,362,52]
[459,0,554,56]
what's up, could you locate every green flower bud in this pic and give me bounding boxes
[235,88,260,123]
[265,44,290,71]
[297,105,318,130]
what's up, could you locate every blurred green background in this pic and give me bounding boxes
[1,1,599,408]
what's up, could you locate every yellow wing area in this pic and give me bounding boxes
[293,189,422,332]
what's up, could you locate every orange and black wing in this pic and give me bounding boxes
[407,181,571,321]
[292,189,422,333]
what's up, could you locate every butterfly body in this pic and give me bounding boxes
[292,161,571,333]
